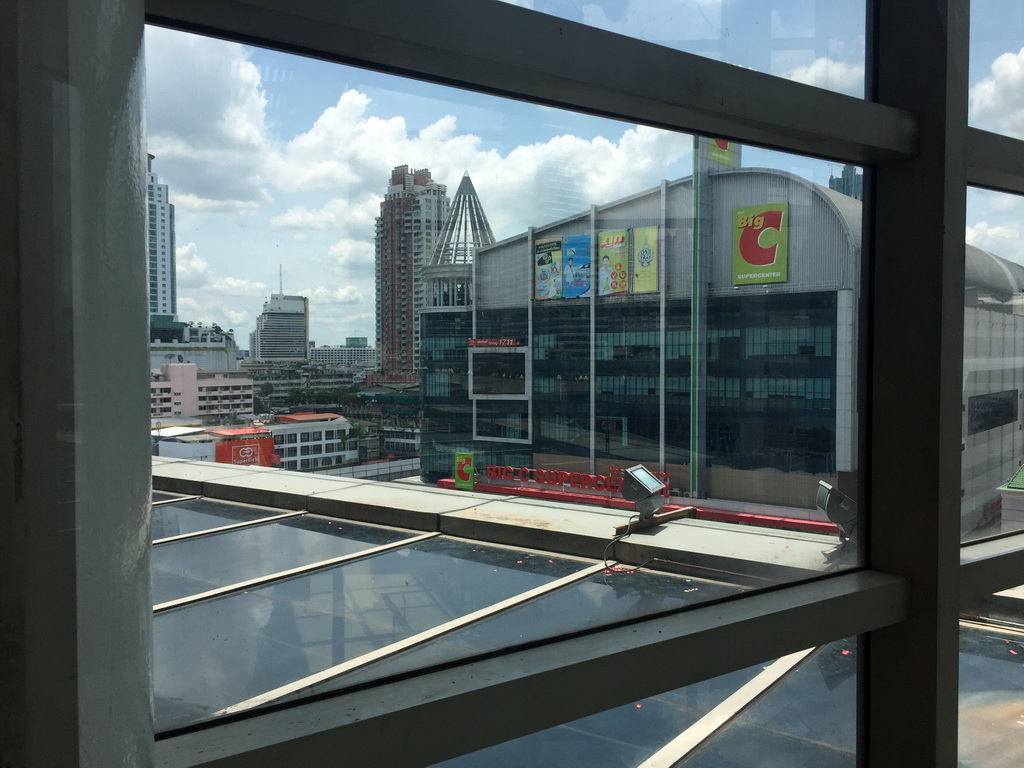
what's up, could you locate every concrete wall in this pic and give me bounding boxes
[0,1,152,765]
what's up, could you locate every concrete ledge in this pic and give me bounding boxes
[307,484,489,531]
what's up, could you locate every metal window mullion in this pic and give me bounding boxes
[145,0,915,165]
[214,561,610,715]
[967,127,1024,195]
[960,533,1024,601]
[154,570,906,768]
[867,1,969,766]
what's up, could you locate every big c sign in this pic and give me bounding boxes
[733,202,788,285]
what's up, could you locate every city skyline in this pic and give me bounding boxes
[144,16,1024,347]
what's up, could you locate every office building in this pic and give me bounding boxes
[251,293,310,362]
[147,154,176,319]
[375,165,450,379]
[8,2,1024,768]
[421,171,496,481]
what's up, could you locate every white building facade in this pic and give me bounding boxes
[150,324,240,371]
[251,294,309,362]
[146,155,176,319]
[149,363,254,420]
[268,413,360,471]
[308,344,378,369]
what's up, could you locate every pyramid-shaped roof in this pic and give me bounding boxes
[429,172,495,266]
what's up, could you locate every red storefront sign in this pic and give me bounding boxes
[468,338,519,347]
[214,436,278,467]
[483,464,669,497]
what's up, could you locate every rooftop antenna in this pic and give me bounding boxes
[279,264,283,295]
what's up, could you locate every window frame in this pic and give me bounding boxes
[10,0,1024,765]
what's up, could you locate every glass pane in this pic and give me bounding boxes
[427,639,856,767]
[152,538,586,731]
[496,0,866,97]
[151,516,416,604]
[676,639,857,766]
[151,498,282,541]
[963,188,1024,541]
[960,585,1024,767]
[147,25,867,731]
[969,1,1024,137]
[278,568,745,697]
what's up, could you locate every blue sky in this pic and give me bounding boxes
[144,2,1024,346]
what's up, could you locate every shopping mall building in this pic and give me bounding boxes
[423,152,1024,534]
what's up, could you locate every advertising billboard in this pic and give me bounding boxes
[732,202,789,285]
[534,238,563,300]
[632,226,659,293]
[562,234,592,299]
[598,230,630,296]
[214,436,277,467]
[454,453,475,490]
[710,139,735,165]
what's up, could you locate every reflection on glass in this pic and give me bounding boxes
[495,0,866,97]
[148,26,865,571]
[963,188,1024,541]
[152,538,586,731]
[279,568,744,697]
[960,585,1024,767]
[151,498,282,541]
[428,639,857,768]
[151,516,415,604]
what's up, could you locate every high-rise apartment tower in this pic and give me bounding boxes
[147,154,176,319]
[251,293,309,363]
[374,165,450,379]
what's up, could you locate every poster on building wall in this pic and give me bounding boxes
[732,202,789,285]
[214,437,277,467]
[710,139,735,165]
[631,226,659,293]
[454,452,475,490]
[562,234,592,299]
[598,230,630,296]
[534,238,563,300]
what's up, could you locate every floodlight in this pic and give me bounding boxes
[816,481,858,565]
[622,464,667,520]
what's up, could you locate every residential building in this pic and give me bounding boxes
[149,363,254,421]
[251,293,309,362]
[308,344,378,369]
[244,364,356,410]
[147,154,176,320]
[375,165,450,378]
[150,322,240,371]
[266,412,360,471]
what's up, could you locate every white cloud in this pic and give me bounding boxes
[328,238,375,270]
[270,194,380,237]
[966,220,1024,263]
[302,285,364,305]
[782,57,863,97]
[145,26,271,207]
[970,48,1024,138]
